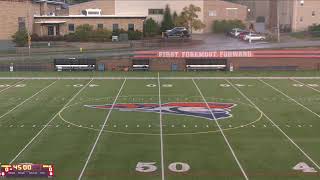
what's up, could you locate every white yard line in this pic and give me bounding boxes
[10,79,94,164]
[0,80,25,94]
[0,80,57,122]
[260,79,320,119]
[0,77,320,80]
[157,73,165,180]
[290,79,320,93]
[225,79,320,170]
[78,79,126,180]
[192,79,249,180]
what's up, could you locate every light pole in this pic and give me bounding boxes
[277,0,280,42]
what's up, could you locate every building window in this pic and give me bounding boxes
[300,16,303,22]
[18,17,26,32]
[68,24,75,32]
[113,24,119,31]
[97,24,103,30]
[226,8,238,17]
[48,26,54,36]
[312,11,316,17]
[148,9,164,15]
[208,10,217,17]
[128,24,134,31]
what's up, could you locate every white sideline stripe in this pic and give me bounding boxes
[291,79,320,93]
[157,72,165,180]
[78,79,126,180]
[192,79,249,180]
[0,80,57,122]
[0,80,25,94]
[260,80,320,119]
[0,77,320,80]
[9,79,94,164]
[225,79,320,170]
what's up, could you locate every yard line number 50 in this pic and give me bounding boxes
[136,162,190,173]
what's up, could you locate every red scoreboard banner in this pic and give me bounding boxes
[133,50,320,59]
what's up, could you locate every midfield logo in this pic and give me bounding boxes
[85,102,236,120]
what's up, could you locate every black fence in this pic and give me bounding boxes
[0,64,52,71]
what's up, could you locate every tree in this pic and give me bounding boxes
[172,11,178,26]
[180,4,206,33]
[144,18,160,37]
[75,24,93,41]
[161,4,174,32]
[175,12,188,28]
[12,30,28,47]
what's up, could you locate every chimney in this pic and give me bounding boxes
[40,1,48,16]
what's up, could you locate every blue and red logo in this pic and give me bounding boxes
[85,102,236,120]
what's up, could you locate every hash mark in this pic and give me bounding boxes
[252,125,255,127]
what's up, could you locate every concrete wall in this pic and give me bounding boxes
[229,58,320,71]
[98,57,320,71]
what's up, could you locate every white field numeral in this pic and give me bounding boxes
[135,162,157,173]
[293,162,317,173]
[168,162,190,172]
[146,84,173,88]
[136,162,190,173]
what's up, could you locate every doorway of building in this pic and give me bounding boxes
[48,25,60,36]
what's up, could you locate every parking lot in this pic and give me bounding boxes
[189,34,270,51]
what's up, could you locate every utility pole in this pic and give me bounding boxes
[27,0,31,56]
[277,0,280,43]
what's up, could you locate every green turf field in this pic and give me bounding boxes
[0,74,320,180]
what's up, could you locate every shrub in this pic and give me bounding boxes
[111,29,143,40]
[308,24,320,37]
[212,20,246,33]
[144,18,160,37]
[65,25,112,42]
[12,30,28,47]
[89,29,112,42]
[128,30,143,40]
[112,29,127,36]
[31,34,65,41]
[74,24,93,41]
